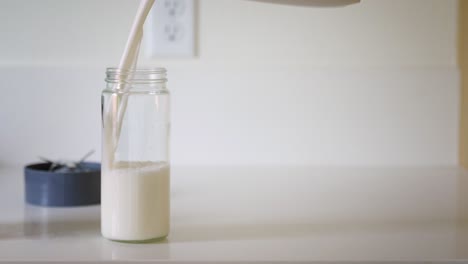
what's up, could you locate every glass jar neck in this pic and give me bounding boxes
[105,68,167,92]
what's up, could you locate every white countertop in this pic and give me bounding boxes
[0,165,468,263]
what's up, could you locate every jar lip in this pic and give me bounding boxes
[106,67,167,84]
[106,67,167,74]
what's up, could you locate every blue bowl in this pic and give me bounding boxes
[24,162,101,207]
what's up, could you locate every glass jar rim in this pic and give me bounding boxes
[105,67,167,84]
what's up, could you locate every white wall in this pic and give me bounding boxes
[0,0,460,166]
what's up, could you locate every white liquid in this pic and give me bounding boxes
[101,161,170,241]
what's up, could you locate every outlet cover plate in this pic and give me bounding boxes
[145,0,195,57]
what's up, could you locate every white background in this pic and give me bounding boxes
[0,0,460,166]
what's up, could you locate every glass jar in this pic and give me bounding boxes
[101,68,170,242]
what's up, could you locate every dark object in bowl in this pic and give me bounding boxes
[24,162,101,207]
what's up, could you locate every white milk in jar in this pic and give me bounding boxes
[101,161,170,241]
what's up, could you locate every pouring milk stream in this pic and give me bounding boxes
[101,0,170,242]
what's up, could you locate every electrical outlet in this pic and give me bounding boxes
[145,0,195,57]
